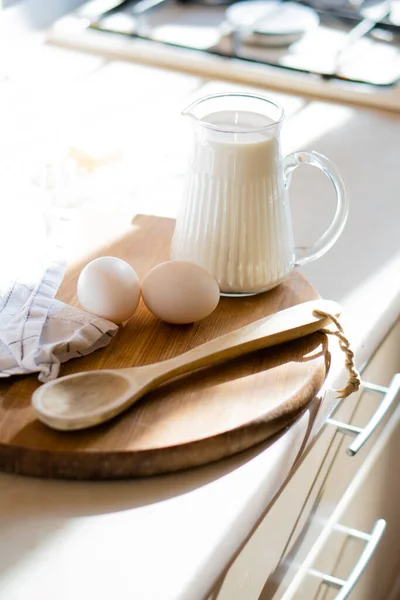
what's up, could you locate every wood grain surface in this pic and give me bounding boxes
[0,215,330,479]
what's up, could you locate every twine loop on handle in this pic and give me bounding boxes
[313,309,361,399]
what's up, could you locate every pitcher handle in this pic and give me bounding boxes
[284,151,348,267]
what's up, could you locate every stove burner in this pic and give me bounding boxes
[89,0,400,87]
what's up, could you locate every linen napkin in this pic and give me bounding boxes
[0,170,118,383]
[0,256,118,382]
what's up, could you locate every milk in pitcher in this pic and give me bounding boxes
[171,109,294,294]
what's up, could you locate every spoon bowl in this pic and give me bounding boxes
[36,371,134,430]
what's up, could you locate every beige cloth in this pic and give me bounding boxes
[0,257,118,382]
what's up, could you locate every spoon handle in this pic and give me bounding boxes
[140,299,341,387]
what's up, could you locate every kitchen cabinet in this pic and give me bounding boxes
[329,425,400,600]
[211,319,400,600]
[285,396,400,600]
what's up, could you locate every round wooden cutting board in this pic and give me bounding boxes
[0,215,329,479]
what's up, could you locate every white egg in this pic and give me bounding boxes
[141,261,220,324]
[77,256,140,324]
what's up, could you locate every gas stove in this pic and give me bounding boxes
[49,0,400,109]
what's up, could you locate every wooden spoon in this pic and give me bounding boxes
[32,299,340,431]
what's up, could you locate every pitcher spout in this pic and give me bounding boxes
[181,95,224,127]
[181,102,200,122]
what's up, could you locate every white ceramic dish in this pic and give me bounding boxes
[226,0,320,47]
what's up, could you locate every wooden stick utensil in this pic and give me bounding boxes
[32,299,340,431]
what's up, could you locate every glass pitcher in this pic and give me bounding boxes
[171,93,348,296]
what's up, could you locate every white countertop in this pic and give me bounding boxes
[0,40,400,600]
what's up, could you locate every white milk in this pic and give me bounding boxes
[171,110,294,294]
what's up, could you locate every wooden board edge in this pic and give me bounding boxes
[0,362,327,479]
